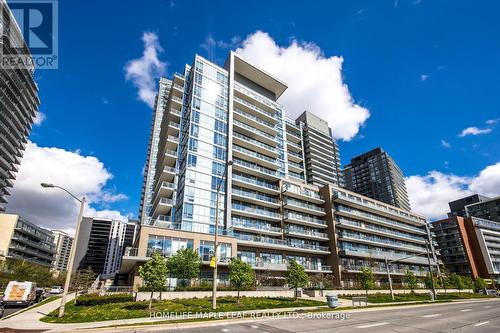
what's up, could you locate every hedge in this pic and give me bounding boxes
[75,293,134,306]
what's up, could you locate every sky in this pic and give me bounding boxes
[5,0,500,233]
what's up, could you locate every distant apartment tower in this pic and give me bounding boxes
[343,147,410,211]
[296,111,343,187]
[139,78,172,224]
[0,1,41,211]
[75,218,139,278]
[0,214,56,267]
[51,230,73,272]
[448,194,491,217]
[466,196,500,223]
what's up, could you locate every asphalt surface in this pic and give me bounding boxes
[122,300,500,333]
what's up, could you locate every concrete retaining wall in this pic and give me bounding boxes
[135,288,472,301]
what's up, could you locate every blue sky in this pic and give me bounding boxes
[7,0,500,230]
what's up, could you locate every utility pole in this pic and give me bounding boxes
[385,257,395,301]
[426,241,437,300]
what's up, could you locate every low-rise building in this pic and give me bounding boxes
[0,213,56,267]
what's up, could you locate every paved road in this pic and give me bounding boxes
[122,300,500,333]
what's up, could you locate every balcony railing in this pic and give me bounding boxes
[233,145,278,165]
[338,232,426,253]
[284,198,325,213]
[233,119,276,141]
[232,173,278,191]
[232,187,279,205]
[284,212,326,226]
[232,203,281,219]
[233,158,278,178]
[233,132,278,154]
[285,228,328,239]
[235,233,329,252]
[233,108,277,132]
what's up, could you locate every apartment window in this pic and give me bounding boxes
[188,138,198,152]
[190,124,199,137]
[195,60,204,73]
[195,72,203,85]
[214,132,226,146]
[193,85,202,97]
[192,97,201,110]
[184,203,194,218]
[214,119,226,133]
[191,110,200,123]
[212,161,225,176]
[187,154,197,167]
[213,146,226,161]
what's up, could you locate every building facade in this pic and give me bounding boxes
[139,77,172,225]
[448,194,490,218]
[51,230,73,272]
[124,53,436,289]
[466,196,500,223]
[433,216,500,283]
[0,1,41,211]
[75,217,139,278]
[343,147,411,211]
[0,213,56,267]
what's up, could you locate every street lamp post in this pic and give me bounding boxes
[41,183,86,318]
[212,160,232,310]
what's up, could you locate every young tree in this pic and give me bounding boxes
[72,267,96,300]
[424,272,438,290]
[405,270,419,295]
[286,260,309,300]
[165,248,200,288]
[462,276,474,293]
[138,252,168,309]
[448,273,464,293]
[228,258,255,302]
[474,277,487,292]
[359,267,375,296]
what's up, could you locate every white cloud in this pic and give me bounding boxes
[459,126,492,137]
[124,32,167,108]
[440,139,451,148]
[235,31,370,141]
[406,162,500,220]
[33,111,46,126]
[458,119,497,137]
[6,141,129,235]
[420,74,429,81]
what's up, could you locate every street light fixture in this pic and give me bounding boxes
[212,160,233,310]
[41,183,86,317]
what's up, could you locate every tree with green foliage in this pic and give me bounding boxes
[405,270,419,295]
[72,267,96,300]
[359,267,375,296]
[448,273,464,293]
[462,276,474,292]
[286,260,309,299]
[138,252,168,309]
[424,272,438,290]
[474,277,487,292]
[228,258,255,302]
[165,247,200,288]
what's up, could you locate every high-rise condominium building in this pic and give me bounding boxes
[0,213,56,267]
[343,147,411,211]
[139,78,172,224]
[123,53,435,288]
[51,230,73,272]
[296,111,343,187]
[75,217,139,278]
[0,1,41,211]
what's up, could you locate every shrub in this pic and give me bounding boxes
[75,293,134,306]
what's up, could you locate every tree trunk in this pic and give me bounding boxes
[237,288,240,303]
[295,288,298,300]
[149,291,153,310]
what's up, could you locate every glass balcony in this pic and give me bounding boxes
[337,217,427,243]
[233,145,279,167]
[233,119,277,143]
[336,205,427,235]
[284,211,327,227]
[284,198,326,215]
[232,217,281,233]
[233,132,278,155]
[285,227,329,240]
[232,202,281,220]
[232,172,279,191]
[233,107,277,134]
[338,231,426,253]
[232,187,279,205]
[233,82,279,112]
[233,158,279,179]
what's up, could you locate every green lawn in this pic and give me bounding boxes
[346,292,494,303]
[41,296,327,323]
